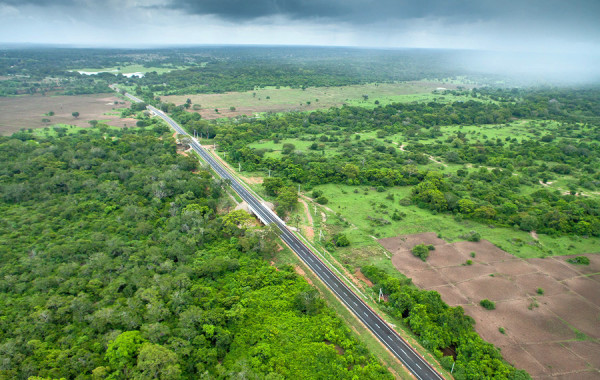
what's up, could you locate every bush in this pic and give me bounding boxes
[566,256,590,265]
[499,327,506,334]
[465,260,473,266]
[460,230,481,242]
[536,288,544,295]
[411,244,431,261]
[312,190,323,198]
[316,196,329,205]
[333,233,350,247]
[480,299,496,310]
[391,209,406,221]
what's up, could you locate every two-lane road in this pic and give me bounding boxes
[119,89,444,380]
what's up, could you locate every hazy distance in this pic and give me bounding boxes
[0,0,599,83]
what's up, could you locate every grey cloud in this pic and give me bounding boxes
[164,0,600,28]
[165,0,490,23]
[0,0,77,5]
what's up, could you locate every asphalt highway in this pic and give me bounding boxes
[120,89,444,380]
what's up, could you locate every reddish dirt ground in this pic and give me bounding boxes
[379,233,600,378]
[0,93,135,135]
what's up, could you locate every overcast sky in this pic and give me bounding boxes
[0,0,599,54]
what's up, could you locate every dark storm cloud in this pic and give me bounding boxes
[165,0,489,22]
[0,0,76,5]
[165,0,600,28]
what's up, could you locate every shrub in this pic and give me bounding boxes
[465,260,473,266]
[333,233,350,247]
[499,327,506,334]
[312,190,323,198]
[470,252,476,258]
[391,209,405,221]
[480,299,496,310]
[316,196,329,205]
[566,256,590,265]
[460,230,481,242]
[536,288,544,295]
[411,244,431,261]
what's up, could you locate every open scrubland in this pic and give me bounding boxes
[161,81,468,119]
[0,93,136,134]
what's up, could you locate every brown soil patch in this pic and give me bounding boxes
[561,276,600,307]
[452,240,514,263]
[497,345,548,377]
[426,244,466,267]
[0,93,134,135]
[525,343,590,375]
[411,269,448,288]
[490,259,538,276]
[553,371,600,380]
[563,341,600,369]
[437,263,494,283]
[430,285,469,305]
[354,269,374,287]
[526,258,583,281]
[380,232,600,378]
[391,250,430,273]
[456,276,526,302]
[246,177,264,184]
[514,272,570,297]
[465,298,575,345]
[544,294,600,339]
[294,266,313,285]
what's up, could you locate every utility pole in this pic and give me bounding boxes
[298,184,301,193]
[319,229,323,241]
[268,169,271,177]
[238,162,241,172]
[378,288,383,302]
[451,362,455,374]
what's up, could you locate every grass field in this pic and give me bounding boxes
[160,81,478,119]
[71,64,188,76]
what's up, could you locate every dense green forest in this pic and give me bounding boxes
[0,127,393,379]
[155,87,600,238]
[361,266,530,380]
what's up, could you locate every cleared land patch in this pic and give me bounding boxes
[0,93,136,135]
[381,233,600,379]
[161,81,467,119]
